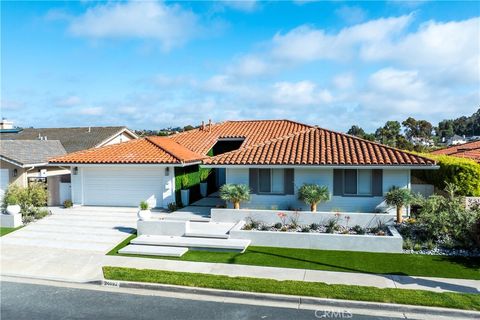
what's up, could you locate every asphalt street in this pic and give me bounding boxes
[0,281,405,320]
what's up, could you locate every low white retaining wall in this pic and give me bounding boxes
[229,221,402,253]
[211,208,395,228]
[137,219,189,236]
[0,214,22,228]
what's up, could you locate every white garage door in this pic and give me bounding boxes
[83,167,164,208]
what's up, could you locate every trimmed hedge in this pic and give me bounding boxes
[174,165,216,206]
[414,154,480,196]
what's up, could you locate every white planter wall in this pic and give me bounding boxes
[211,208,395,227]
[229,221,402,253]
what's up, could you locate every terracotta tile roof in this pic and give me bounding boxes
[170,120,312,155]
[204,127,436,166]
[49,119,436,166]
[430,140,480,162]
[49,137,204,164]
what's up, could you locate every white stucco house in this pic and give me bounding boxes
[49,120,438,212]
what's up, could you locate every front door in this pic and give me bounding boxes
[215,168,226,188]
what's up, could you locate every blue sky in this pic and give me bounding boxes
[2,1,479,132]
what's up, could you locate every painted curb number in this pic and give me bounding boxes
[103,280,120,288]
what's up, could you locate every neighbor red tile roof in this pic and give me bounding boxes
[430,140,480,162]
[203,126,435,166]
[49,137,205,164]
[49,120,436,166]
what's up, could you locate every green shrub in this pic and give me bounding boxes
[413,154,480,196]
[199,168,211,182]
[413,243,422,251]
[414,183,480,249]
[352,225,366,235]
[2,183,48,222]
[63,200,73,208]
[301,226,311,233]
[33,208,50,219]
[403,238,414,250]
[139,201,149,210]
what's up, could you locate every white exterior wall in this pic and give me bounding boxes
[226,167,412,213]
[102,132,135,146]
[70,165,175,208]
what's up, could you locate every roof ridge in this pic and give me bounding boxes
[146,136,204,163]
[208,127,317,160]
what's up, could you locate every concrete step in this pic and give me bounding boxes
[185,222,235,239]
[131,235,250,252]
[119,244,188,257]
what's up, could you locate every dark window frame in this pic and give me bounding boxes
[257,168,286,195]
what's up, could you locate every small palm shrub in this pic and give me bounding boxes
[297,184,330,212]
[384,187,413,223]
[219,184,250,209]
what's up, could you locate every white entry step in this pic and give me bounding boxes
[185,222,235,239]
[131,235,250,252]
[119,245,188,257]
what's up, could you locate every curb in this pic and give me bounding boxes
[105,279,480,319]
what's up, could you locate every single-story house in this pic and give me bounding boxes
[50,120,437,212]
[430,140,480,163]
[1,124,138,205]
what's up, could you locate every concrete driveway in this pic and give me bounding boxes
[0,206,137,281]
[1,207,137,252]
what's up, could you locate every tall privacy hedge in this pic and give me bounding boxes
[413,154,480,196]
[175,165,201,206]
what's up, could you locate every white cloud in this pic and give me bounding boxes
[77,107,104,116]
[226,55,270,77]
[272,81,333,105]
[333,73,354,89]
[271,15,412,62]
[68,1,202,50]
[56,95,81,107]
[335,6,367,24]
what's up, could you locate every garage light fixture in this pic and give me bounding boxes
[165,167,170,176]
[13,169,17,177]
[73,167,79,175]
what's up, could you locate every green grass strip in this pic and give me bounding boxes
[0,226,22,237]
[103,266,480,311]
[108,235,480,280]
[106,233,137,255]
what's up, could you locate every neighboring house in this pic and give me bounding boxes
[431,140,480,163]
[1,124,138,205]
[0,140,68,205]
[50,120,437,212]
[446,134,467,146]
[409,136,434,147]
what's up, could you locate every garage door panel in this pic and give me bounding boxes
[83,167,164,208]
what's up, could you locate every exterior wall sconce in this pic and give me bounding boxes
[73,167,79,175]
[165,167,170,176]
[13,169,17,177]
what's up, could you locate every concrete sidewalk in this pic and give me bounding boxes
[102,255,480,294]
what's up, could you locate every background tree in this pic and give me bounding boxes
[347,125,375,141]
[375,121,401,147]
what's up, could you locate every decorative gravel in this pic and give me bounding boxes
[242,224,390,236]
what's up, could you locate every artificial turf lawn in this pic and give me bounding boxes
[103,266,480,311]
[107,234,480,280]
[0,226,22,237]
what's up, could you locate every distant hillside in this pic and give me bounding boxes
[437,108,480,138]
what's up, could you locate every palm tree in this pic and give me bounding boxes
[298,184,330,212]
[384,187,413,223]
[219,184,250,209]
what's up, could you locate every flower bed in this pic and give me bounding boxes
[242,214,390,237]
